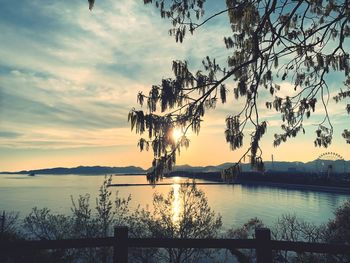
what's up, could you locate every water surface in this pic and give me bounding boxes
[0,174,348,228]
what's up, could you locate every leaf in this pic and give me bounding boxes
[88,0,95,10]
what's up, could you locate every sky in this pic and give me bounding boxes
[0,0,349,172]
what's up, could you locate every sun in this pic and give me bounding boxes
[172,128,183,142]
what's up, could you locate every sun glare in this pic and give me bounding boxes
[172,128,183,142]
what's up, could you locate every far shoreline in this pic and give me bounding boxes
[116,173,350,195]
[233,180,350,195]
[2,172,350,195]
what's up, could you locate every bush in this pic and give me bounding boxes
[128,181,223,263]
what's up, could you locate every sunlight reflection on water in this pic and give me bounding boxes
[172,183,181,224]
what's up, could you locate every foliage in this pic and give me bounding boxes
[320,200,350,263]
[2,175,350,262]
[272,214,324,243]
[151,182,222,239]
[120,0,350,182]
[128,181,223,263]
[2,177,223,263]
[268,209,350,263]
[342,129,350,143]
[22,176,131,263]
[88,0,95,11]
[326,200,350,243]
[126,207,161,263]
[0,211,20,241]
[226,217,264,263]
[225,204,350,263]
[271,214,326,263]
[24,207,73,240]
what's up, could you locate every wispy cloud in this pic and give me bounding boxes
[0,0,232,153]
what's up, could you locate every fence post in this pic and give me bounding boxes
[113,227,128,263]
[255,228,272,263]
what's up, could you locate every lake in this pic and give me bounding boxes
[0,174,349,228]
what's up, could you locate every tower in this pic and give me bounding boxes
[271,154,274,170]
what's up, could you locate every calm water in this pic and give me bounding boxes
[0,174,349,228]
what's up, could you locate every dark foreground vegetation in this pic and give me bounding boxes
[1,176,350,263]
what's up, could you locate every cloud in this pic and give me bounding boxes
[0,126,137,149]
[0,131,22,138]
[0,0,235,152]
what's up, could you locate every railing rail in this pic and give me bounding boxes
[1,227,350,263]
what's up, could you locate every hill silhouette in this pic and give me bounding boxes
[1,160,349,175]
[0,166,146,175]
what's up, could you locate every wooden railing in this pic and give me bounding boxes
[1,227,350,263]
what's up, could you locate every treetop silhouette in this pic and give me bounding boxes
[90,0,350,182]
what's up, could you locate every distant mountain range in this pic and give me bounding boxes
[172,160,350,174]
[1,159,349,175]
[0,166,146,175]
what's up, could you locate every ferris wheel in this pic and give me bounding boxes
[316,152,346,174]
[317,152,344,161]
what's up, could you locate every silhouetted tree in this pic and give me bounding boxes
[14,178,222,263]
[226,207,350,263]
[322,200,350,263]
[226,217,264,262]
[23,176,131,263]
[0,211,20,241]
[111,0,350,182]
[87,1,349,181]
[128,181,223,263]
[271,214,325,263]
